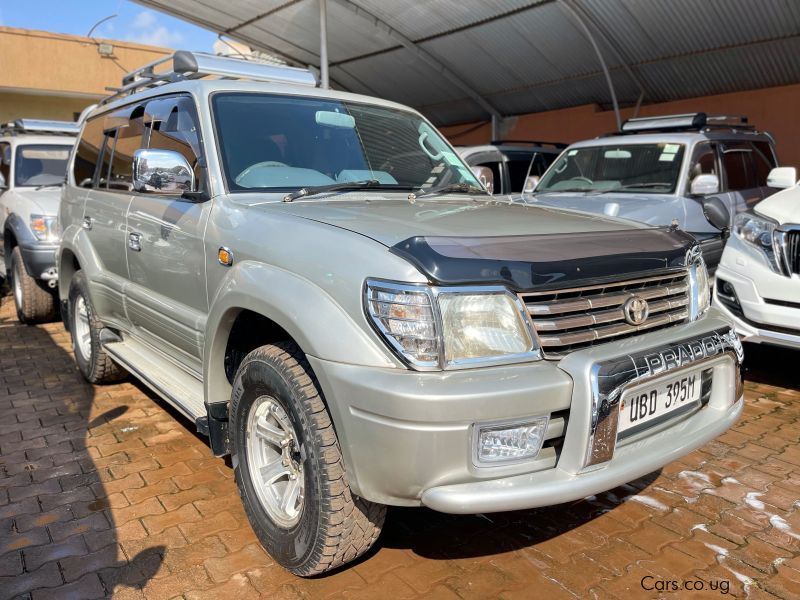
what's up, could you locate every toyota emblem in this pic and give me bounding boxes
[623,296,649,326]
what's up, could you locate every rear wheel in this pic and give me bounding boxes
[10,246,56,324]
[231,342,385,576]
[68,270,126,384]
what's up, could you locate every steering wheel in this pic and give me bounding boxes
[569,176,593,184]
[235,161,289,185]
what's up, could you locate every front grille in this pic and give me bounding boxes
[786,231,800,275]
[520,271,690,358]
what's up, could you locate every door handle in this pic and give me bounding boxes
[128,232,142,252]
[82,216,93,230]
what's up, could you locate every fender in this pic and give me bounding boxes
[57,224,105,296]
[203,259,396,406]
[4,213,37,274]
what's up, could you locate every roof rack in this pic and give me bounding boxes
[1,119,80,136]
[615,112,754,135]
[102,50,318,105]
[490,139,568,150]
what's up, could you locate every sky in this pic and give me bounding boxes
[0,0,218,51]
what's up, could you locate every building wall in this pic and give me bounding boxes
[0,26,170,123]
[441,83,800,170]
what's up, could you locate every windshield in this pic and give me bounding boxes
[212,93,480,193]
[14,144,72,187]
[536,143,686,194]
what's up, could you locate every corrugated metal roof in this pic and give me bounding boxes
[133,0,800,125]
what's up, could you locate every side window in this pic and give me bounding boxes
[73,117,105,187]
[107,107,145,191]
[145,96,202,176]
[97,133,114,189]
[722,143,757,191]
[752,141,777,187]
[689,143,717,179]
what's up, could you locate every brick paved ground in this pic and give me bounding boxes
[0,295,799,600]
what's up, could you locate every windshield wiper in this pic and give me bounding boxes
[34,183,62,190]
[283,179,382,203]
[409,182,488,200]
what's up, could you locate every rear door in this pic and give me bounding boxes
[80,106,144,328]
[124,95,210,372]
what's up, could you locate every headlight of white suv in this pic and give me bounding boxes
[733,212,780,272]
[365,279,539,370]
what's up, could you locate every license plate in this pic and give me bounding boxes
[618,371,701,434]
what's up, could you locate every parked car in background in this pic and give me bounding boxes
[714,166,800,349]
[59,51,743,576]
[0,119,78,323]
[458,140,565,194]
[525,113,780,271]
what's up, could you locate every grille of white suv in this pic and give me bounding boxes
[784,230,800,275]
[519,271,690,358]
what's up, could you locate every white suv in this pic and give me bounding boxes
[714,167,800,349]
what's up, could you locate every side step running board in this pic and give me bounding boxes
[103,339,206,422]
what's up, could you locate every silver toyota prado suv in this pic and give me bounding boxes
[59,52,744,576]
[1,119,78,322]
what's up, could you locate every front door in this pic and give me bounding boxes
[720,141,763,215]
[125,95,209,373]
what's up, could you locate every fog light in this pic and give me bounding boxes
[474,416,549,465]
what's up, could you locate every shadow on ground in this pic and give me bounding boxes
[742,341,800,390]
[0,293,164,598]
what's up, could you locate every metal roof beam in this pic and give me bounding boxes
[331,0,503,120]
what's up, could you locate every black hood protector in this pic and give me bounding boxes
[391,228,697,292]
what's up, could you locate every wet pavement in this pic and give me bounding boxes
[0,296,799,599]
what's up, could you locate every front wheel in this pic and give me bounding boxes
[231,342,385,576]
[10,246,56,324]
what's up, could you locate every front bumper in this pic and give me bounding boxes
[310,311,743,511]
[714,251,800,350]
[19,243,58,282]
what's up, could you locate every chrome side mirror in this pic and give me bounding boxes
[522,175,539,194]
[766,166,797,189]
[132,148,195,195]
[690,173,719,196]
[471,166,494,195]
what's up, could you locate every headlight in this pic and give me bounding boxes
[686,247,710,320]
[365,279,539,370]
[733,212,780,272]
[29,214,58,243]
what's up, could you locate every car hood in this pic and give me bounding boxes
[264,194,643,246]
[8,187,61,215]
[260,194,696,290]
[526,191,691,229]
[755,186,800,225]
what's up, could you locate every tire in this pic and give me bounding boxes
[68,270,127,384]
[231,342,385,576]
[10,246,56,324]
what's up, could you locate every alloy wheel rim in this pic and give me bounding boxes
[73,295,92,362]
[12,262,22,310]
[245,395,304,528]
